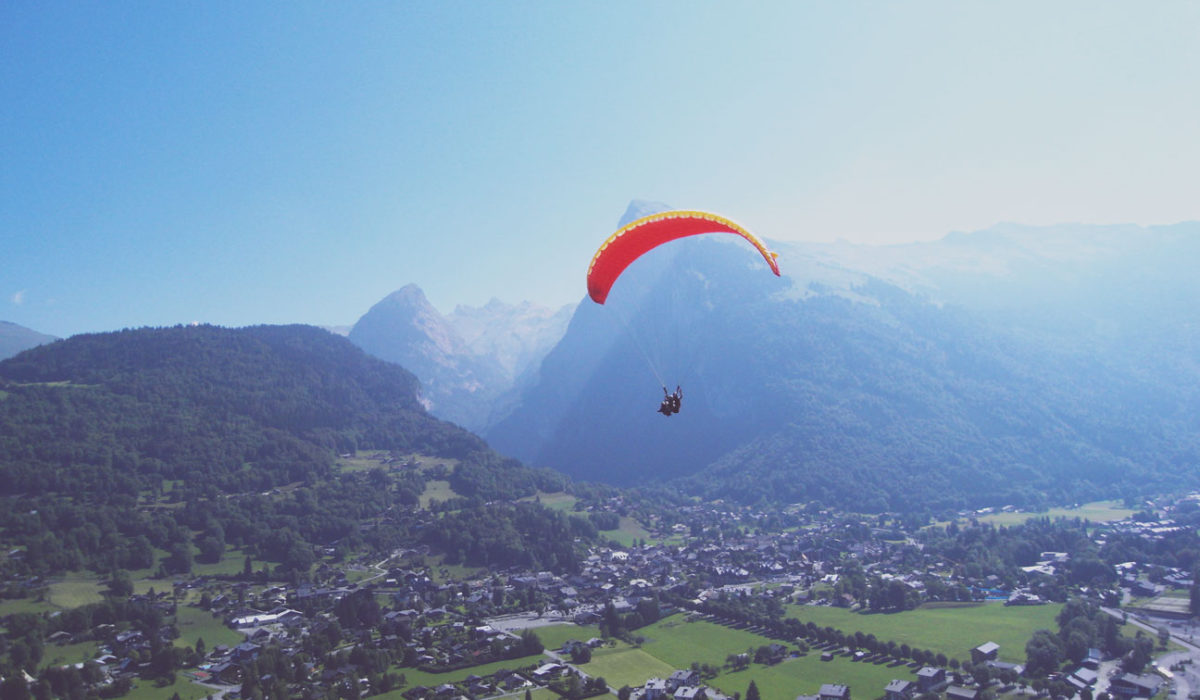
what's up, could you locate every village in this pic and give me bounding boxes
[8,493,1199,700]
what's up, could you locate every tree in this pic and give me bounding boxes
[107,570,134,598]
[570,645,592,664]
[1025,629,1063,676]
[746,680,761,700]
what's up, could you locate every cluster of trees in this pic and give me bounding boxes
[421,502,594,572]
[1025,599,1153,679]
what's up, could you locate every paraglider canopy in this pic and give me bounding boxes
[586,210,780,304]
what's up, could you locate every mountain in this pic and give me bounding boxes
[348,284,572,430]
[487,217,1200,513]
[0,320,56,360]
[0,324,570,575]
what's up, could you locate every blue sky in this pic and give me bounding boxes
[3,2,1199,338]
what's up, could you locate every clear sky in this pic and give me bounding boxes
[4,2,1199,338]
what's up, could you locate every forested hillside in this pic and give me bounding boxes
[0,324,575,576]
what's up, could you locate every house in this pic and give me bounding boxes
[884,679,914,700]
[946,687,978,700]
[209,662,243,685]
[1071,668,1099,687]
[48,631,73,645]
[1109,672,1165,698]
[532,663,564,682]
[669,669,701,689]
[916,667,946,692]
[970,641,999,664]
[675,687,706,700]
[645,678,670,700]
[819,684,850,700]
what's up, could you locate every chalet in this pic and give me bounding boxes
[532,663,564,682]
[884,679,914,700]
[231,642,261,661]
[1109,672,1165,699]
[209,662,243,685]
[819,684,850,700]
[670,669,701,689]
[946,687,978,700]
[645,678,670,700]
[916,667,946,692]
[675,687,706,700]
[970,641,999,664]
[48,631,73,645]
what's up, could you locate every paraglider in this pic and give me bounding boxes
[586,210,780,305]
[658,385,683,416]
[585,210,780,415]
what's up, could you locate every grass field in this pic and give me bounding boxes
[47,577,106,608]
[786,602,1062,664]
[709,648,913,700]
[604,516,653,548]
[123,676,215,700]
[39,640,100,670]
[393,652,547,689]
[174,605,246,650]
[0,595,56,617]
[420,480,459,508]
[582,646,676,689]
[534,623,602,652]
[572,614,945,699]
[524,492,578,512]
[973,501,1134,527]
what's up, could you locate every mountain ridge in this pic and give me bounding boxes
[487,217,1200,511]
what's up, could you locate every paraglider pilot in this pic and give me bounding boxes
[658,385,682,416]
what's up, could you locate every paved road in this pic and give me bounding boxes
[1102,607,1200,699]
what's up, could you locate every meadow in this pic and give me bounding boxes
[173,605,246,650]
[972,501,1133,527]
[575,615,925,698]
[785,602,1062,664]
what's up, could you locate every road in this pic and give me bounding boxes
[1102,607,1200,699]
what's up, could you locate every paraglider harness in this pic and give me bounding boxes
[658,385,682,416]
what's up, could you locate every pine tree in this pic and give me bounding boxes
[747,680,761,700]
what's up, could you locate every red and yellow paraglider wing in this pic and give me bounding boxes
[586,210,780,304]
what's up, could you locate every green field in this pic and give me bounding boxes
[524,492,578,512]
[572,615,937,699]
[709,648,913,700]
[786,602,1062,664]
[47,577,106,608]
[533,623,602,652]
[583,646,676,689]
[123,676,215,700]
[604,516,653,548]
[174,605,246,650]
[39,640,100,670]
[393,652,547,689]
[420,480,459,508]
[973,501,1133,527]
